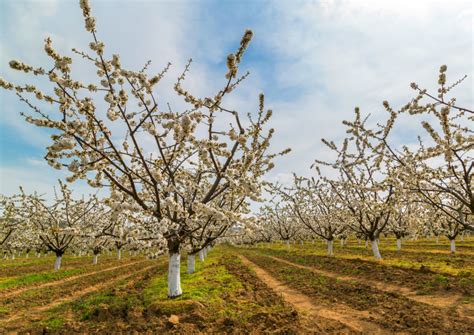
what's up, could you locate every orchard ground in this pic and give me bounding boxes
[0,237,473,334]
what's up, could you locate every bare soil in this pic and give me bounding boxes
[255,246,474,296]
[241,249,474,334]
[239,255,385,334]
[5,252,303,334]
[0,259,147,299]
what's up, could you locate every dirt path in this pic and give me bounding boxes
[239,255,388,334]
[266,255,465,309]
[0,263,159,328]
[0,259,148,299]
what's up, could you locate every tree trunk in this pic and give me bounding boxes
[187,254,196,274]
[285,240,290,248]
[168,252,182,298]
[436,236,439,244]
[327,240,334,256]
[365,239,369,248]
[93,254,98,265]
[450,239,456,254]
[396,238,402,251]
[54,255,62,271]
[340,239,344,247]
[167,235,182,298]
[117,248,122,260]
[371,239,382,260]
[199,249,204,262]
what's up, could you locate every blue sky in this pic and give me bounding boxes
[0,0,472,198]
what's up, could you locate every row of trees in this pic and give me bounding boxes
[0,182,156,268]
[0,181,224,271]
[241,65,472,260]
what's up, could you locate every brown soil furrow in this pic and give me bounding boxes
[267,255,466,309]
[0,263,159,328]
[0,259,148,299]
[239,255,387,334]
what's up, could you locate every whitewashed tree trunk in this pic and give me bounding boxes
[168,253,182,298]
[340,239,344,247]
[36,252,40,258]
[436,236,439,244]
[300,240,303,245]
[357,239,361,245]
[54,255,62,270]
[93,254,98,265]
[285,240,290,248]
[26,253,29,258]
[11,254,15,260]
[461,232,464,242]
[371,239,382,260]
[365,240,369,248]
[117,249,122,260]
[327,240,334,256]
[450,239,456,254]
[199,249,204,262]
[396,238,402,251]
[187,254,196,274]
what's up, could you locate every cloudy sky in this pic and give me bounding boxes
[0,0,472,199]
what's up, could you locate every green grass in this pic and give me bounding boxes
[0,269,83,289]
[143,251,243,317]
[74,290,142,321]
[30,304,67,331]
[250,238,474,276]
[43,316,65,331]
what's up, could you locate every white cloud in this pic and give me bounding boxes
[255,0,472,181]
[0,160,103,200]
